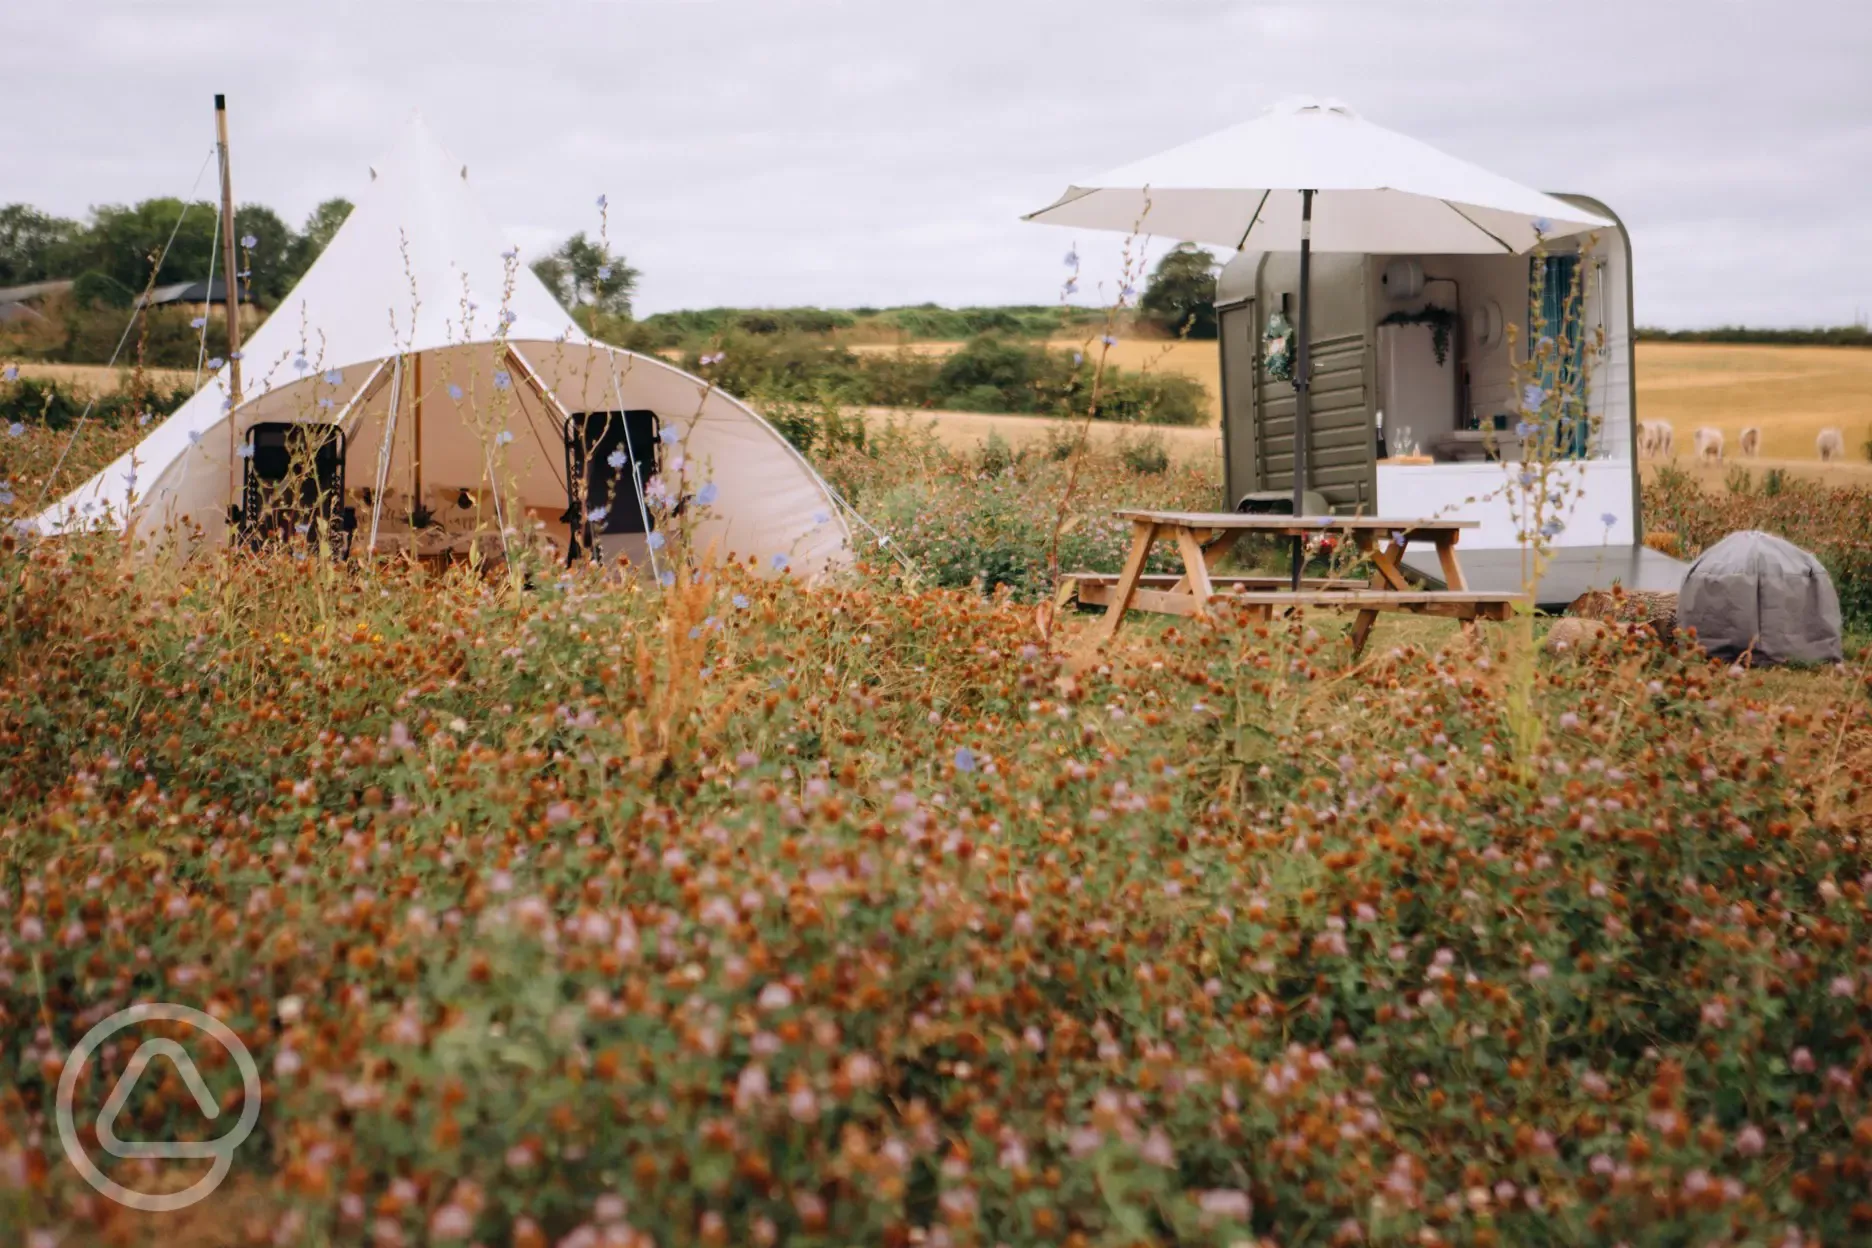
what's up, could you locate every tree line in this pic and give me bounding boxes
[0,198,354,306]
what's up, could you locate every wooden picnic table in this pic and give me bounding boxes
[1073,510,1522,654]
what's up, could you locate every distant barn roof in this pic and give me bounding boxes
[0,279,74,304]
[136,276,250,308]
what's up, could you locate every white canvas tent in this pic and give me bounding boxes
[36,114,852,578]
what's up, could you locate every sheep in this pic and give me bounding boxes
[1652,422,1674,459]
[1694,427,1724,464]
[1739,426,1761,458]
[1817,427,1845,462]
[1636,420,1670,458]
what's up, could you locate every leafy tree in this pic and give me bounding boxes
[71,270,137,308]
[1139,242,1219,339]
[531,232,638,318]
[66,199,221,298]
[0,204,81,286]
[233,204,298,305]
[299,198,353,257]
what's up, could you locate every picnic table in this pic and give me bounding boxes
[1069,510,1524,654]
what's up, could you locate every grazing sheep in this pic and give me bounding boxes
[1694,427,1724,463]
[1637,420,1674,458]
[1816,427,1845,462]
[1739,426,1761,458]
[1653,422,1674,458]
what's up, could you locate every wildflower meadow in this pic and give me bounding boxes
[3,399,1872,1247]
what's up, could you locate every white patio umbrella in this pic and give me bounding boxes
[1023,97,1614,584]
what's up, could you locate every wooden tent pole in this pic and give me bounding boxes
[215,94,244,511]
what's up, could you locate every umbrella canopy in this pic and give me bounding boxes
[1023,97,1614,251]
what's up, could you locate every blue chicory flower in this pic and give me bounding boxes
[1531,217,1553,235]
[733,593,749,609]
[1,365,16,381]
[448,384,463,401]
[496,430,515,445]
[500,308,517,326]
[954,746,976,773]
[240,233,258,249]
[659,570,675,587]
[207,356,224,370]
[6,422,22,438]
[696,481,718,506]
[293,356,309,372]
[659,425,680,445]
[770,553,789,571]
[1539,518,1565,538]
[236,443,255,459]
[324,369,343,385]
[596,194,608,209]
[647,531,666,550]
[1102,335,1117,347]
[1601,512,1617,527]
[597,265,612,280]
[493,370,511,391]
[1063,249,1078,267]
[813,511,830,525]
[191,317,207,330]
[1522,384,1546,411]
[588,505,609,524]
[607,448,627,469]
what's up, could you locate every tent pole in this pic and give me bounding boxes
[215,94,246,517]
[1291,186,1314,590]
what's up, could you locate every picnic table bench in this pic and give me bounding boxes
[1069,510,1525,654]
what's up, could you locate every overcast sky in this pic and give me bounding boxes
[8,1,1870,327]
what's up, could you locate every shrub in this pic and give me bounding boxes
[932,336,1051,412]
[0,375,194,431]
[752,386,866,460]
[1119,430,1171,475]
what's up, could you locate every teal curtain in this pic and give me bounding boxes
[1529,255,1589,458]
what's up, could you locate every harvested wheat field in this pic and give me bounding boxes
[857,405,1220,463]
[1635,342,1872,461]
[856,339,1872,456]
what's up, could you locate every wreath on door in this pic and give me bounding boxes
[1263,310,1296,381]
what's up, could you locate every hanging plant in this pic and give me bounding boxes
[1263,310,1296,382]
[1379,305,1459,366]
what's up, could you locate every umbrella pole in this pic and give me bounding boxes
[1291,187,1314,590]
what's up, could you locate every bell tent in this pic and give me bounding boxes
[35,115,852,579]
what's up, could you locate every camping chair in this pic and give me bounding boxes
[561,409,660,566]
[234,422,356,556]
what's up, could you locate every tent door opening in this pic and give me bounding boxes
[235,422,355,555]
[563,410,659,564]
